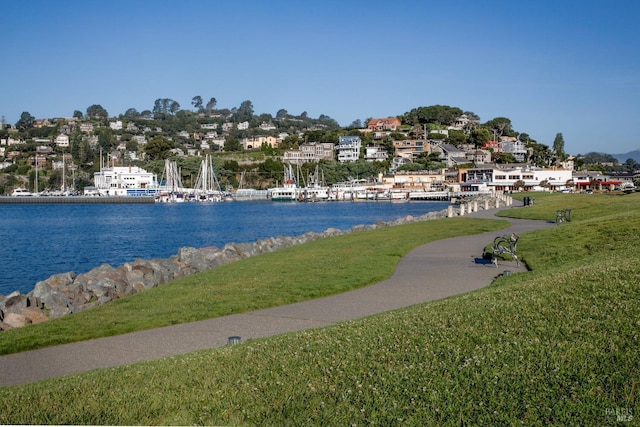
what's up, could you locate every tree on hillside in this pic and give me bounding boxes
[623,158,640,172]
[205,97,217,112]
[553,132,567,162]
[348,119,363,129]
[86,104,108,119]
[191,96,203,111]
[276,109,288,120]
[402,105,463,126]
[144,136,175,160]
[447,129,467,146]
[530,143,553,167]
[224,138,242,152]
[15,111,35,130]
[581,152,618,165]
[483,117,513,139]
[235,100,254,123]
[124,108,140,119]
[73,110,83,119]
[469,128,492,148]
[152,98,181,118]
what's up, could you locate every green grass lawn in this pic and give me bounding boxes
[1,192,639,425]
[0,215,508,355]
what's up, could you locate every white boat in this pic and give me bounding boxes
[299,165,329,202]
[11,188,34,197]
[328,179,372,201]
[268,164,300,202]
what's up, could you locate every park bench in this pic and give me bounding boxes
[489,233,519,267]
[556,208,572,223]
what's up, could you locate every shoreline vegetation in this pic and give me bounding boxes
[1,192,639,425]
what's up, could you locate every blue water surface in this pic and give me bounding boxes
[0,200,449,295]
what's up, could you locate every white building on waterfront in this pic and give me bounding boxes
[86,165,159,196]
[465,165,573,191]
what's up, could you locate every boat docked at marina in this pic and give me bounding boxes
[328,178,375,201]
[191,154,234,202]
[268,164,300,202]
[298,165,329,202]
[11,188,34,197]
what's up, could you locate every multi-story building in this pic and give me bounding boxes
[336,136,361,163]
[55,134,70,148]
[283,142,335,164]
[500,139,528,162]
[393,139,427,160]
[240,135,278,150]
[364,144,388,162]
[381,169,447,191]
[465,165,573,191]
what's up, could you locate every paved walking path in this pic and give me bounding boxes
[0,203,554,387]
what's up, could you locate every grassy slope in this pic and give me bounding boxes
[1,193,639,425]
[0,216,507,355]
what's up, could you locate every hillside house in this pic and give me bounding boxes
[500,139,528,162]
[364,144,388,162]
[367,117,401,131]
[431,142,468,167]
[283,142,335,164]
[393,139,427,160]
[80,123,94,133]
[241,135,278,150]
[260,122,276,131]
[55,134,70,148]
[337,136,361,163]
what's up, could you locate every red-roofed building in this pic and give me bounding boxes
[367,117,402,131]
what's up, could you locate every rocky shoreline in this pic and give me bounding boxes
[0,198,505,331]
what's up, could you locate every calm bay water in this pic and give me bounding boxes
[0,200,449,295]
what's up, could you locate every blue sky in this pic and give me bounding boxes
[2,0,639,156]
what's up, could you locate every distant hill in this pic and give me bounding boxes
[613,149,640,163]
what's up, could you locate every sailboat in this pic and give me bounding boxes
[156,159,187,202]
[193,154,233,202]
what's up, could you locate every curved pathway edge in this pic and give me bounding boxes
[0,204,554,387]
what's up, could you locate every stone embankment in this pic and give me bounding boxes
[0,196,510,331]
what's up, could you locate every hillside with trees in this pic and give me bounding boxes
[0,98,636,195]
